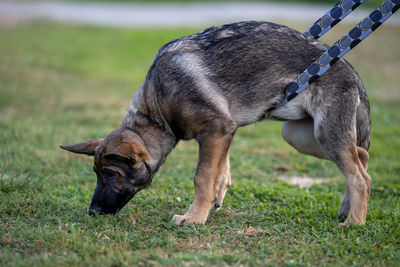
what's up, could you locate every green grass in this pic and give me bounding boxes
[0,21,399,266]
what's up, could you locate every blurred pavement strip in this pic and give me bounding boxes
[1,1,399,27]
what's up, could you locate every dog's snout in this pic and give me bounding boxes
[88,205,102,216]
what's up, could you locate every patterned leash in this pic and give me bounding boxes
[270,0,400,110]
[304,0,366,39]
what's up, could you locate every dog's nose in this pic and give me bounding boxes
[88,205,102,216]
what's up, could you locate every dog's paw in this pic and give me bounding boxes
[338,201,350,221]
[212,202,221,210]
[211,198,222,210]
[337,209,348,222]
[339,214,366,227]
[339,219,353,227]
[172,213,207,226]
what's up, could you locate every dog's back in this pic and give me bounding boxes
[133,21,369,148]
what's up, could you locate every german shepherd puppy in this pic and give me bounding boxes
[61,21,371,226]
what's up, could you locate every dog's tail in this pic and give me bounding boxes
[356,84,371,151]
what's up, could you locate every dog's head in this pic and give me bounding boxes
[61,127,153,215]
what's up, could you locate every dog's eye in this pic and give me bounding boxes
[102,168,117,178]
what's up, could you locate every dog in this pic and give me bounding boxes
[61,21,371,226]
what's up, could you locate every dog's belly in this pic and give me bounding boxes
[230,104,271,126]
[268,99,310,121]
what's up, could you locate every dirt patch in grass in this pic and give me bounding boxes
[278,176,334,188]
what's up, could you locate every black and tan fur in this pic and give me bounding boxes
[61,21,371,226]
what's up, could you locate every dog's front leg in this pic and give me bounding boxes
[212,154,231,210]
[173,126,235,226]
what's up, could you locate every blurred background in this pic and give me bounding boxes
[1,0,397,27]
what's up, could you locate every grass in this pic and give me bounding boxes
[0,20,399,266]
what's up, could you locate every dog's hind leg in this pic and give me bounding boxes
[212,154,231,210]
[173,119,237,225]
[337,146,369,220]
[312,106,371,225]
[282,106,371,225]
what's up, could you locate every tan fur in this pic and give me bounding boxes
[357,146,369,170]
[105,142,150,165]
[338,148,371,226]
[213,154,231,210]
[173,130,235,225]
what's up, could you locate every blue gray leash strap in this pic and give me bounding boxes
[304,0,366,40]
[271,0,400,111]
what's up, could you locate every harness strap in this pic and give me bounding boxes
[270,0,399,111]
[304,0,366,40]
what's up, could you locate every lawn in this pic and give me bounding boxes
[0,20,399,266]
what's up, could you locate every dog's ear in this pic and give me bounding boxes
[104,142,150,166]
[60,138,104,156]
